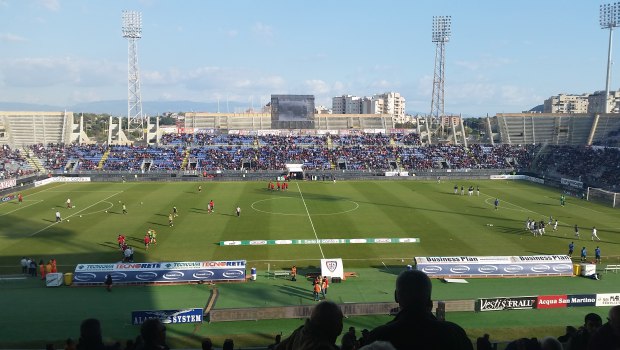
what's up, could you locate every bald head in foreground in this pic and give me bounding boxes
[367,269,473,350]
[587,305,620,349]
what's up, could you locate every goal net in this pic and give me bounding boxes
[587,187,619,208]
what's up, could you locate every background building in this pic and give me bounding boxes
[543,94,590,113]
[588,91,620,113]
[332,92,406,119]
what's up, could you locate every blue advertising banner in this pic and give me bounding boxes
[567,294,597,307]
[414,255,573,278]
[73,260,246,286]
[132,308,204,325]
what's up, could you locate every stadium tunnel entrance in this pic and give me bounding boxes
[285,163,304,180]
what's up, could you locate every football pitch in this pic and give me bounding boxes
[1,179,619,348]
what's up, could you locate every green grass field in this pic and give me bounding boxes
[1,180,619,348]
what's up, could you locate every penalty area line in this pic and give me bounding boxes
[29,191,123,237]
[0,200,44,217]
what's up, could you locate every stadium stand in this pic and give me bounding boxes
[0,111,73,148]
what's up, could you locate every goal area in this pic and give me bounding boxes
[586,187,619,208]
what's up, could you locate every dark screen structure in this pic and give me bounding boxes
[270,95,315,129]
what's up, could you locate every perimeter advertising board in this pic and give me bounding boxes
[132,308,204,325]
[536,295,568,309]
[478,297,537,311]
[0,178,16,190]
[414,255,573,278]
[34,177,91,187]
[595,293,620,306]
[72,260,246,286]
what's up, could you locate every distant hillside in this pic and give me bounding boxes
[528,104,544,113]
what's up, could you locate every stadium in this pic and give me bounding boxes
[1,107,620,350]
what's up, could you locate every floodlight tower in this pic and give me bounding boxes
[122,10,144,139]
[601,3,620,113]
[429,16,451,142]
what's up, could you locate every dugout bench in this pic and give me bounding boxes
[266,270,290,279]
[604,264,620,273]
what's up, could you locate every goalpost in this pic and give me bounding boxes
[587,187,619,208]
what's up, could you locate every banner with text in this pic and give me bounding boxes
[72,260,246,286]
[220,238,419,246]
[131,308,204,325]
[478,296,537,311]
[414,255,574,278]
[595,293,620,306]
[0,178,16,190]
[561,178,584,189]
[34,177,91,187]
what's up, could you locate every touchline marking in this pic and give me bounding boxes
[0,183,65,206]
[29,191,123,237]
[0,200,44,217]
[296,183,325,259]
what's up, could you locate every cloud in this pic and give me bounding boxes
[252,22,274,42]
[0,57,123,88]
[38,0,59,11]
[0,33,27,42]
[454,56,515,71]
[303,80,330,94]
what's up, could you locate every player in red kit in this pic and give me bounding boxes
[144,234,150,250]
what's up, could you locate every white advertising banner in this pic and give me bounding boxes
[415,255,574,278]
[595,293,620,306]
[320,258,344,279]
[0,178,16,190]
[45,273,64,287]
[34,177,91,187]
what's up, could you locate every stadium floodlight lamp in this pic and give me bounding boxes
[122,10,142,39]
[432,16,451,43]
[600,3,620,29]
[600,3,620,113]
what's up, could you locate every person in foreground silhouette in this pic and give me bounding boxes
[276,300,343,350]
[367,269,473,350]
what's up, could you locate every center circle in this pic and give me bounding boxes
[251,197,359,216]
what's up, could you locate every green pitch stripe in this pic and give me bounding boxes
[220,238,420,246]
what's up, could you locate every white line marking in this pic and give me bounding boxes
[77,201,114,217]
[0,200,44,217]
[29,191,123,237]
[45,190,120,193]
[296,183,325,259]
[250,197,359,216]
[0,183,65,206]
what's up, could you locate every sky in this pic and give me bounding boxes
[0,0,616,116]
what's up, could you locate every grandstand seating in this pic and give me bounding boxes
[494,113,620,146]
[0,112,73,148]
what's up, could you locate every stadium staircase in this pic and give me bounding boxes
[97,149,110,170]
[530,144,551,171]
[203,287,219,323]
[24,148,44,173]
[181,148,191,170]
[327,136,333,149]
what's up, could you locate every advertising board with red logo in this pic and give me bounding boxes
[72,260,246,286]
[536,295,568,309]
